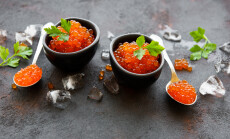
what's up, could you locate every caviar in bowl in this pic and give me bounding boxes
[43,17,100,70]
[110,33,165,87]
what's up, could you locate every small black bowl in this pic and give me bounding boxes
[43,17,100,71]
[110,33,165,87]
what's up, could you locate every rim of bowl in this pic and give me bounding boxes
[110,33,165,77]
[43,17,100,55]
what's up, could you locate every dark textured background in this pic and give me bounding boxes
[0,0,230,138]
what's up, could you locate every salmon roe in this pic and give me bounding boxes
[14,64,42,87]
[113,42,160,74]
[49,20,95,53]
[167,80,196,104]
[174,58,192,72]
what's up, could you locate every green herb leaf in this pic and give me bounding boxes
[190,45,202,52]
[14,42,19,53]
[189,27,217,61]
[205,43,216,51]
[0,45,9,61]
[57,34,69,42]
[136,35,145,48]
[133,36,164,60]
[202,50,211,59]
[0,42,33,68]
[61,18,71,33]
[190,51,202,60]
[44,21,70,42]
[145,40,165,57]
[134,48,146,60]
[190,27,205,43]
[7,58,20,67]
[15,46,33,60]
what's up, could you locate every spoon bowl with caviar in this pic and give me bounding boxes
[150,34,197,105]
[13,22,54,87]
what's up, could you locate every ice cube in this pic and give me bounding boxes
[163,30,181,42]
[101,50,110,60]
[214,60,230,74]
[24,24,42,37]
[199,75,226,97]
[62,73,85,90]
[46,90,71,109]
[103,75,119,94]
[107,31,115,41]
[88,86,103,101]
[160,25,182,42]
[219,42,230,54]
[15,32,33,46]
[0,29,7,45]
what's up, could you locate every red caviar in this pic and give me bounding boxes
[49,20,95,53]
[167,80,196,104]
[113,42,160,74]
[174,58,192,72]
[14,64,42,87]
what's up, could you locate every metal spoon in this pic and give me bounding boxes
[150,34,197,105]
[13,22,54,87]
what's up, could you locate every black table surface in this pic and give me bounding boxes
[0,0,230,138]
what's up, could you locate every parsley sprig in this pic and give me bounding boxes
[134,35,165,60]
[44,18,71,42]
[0,42,33,67]
[189,27,216,60]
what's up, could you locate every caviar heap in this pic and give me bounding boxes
[114,42,160,74]
[49,20,95,53]
[167,80,196,104]
[14,64,42,87]
[174,58,192,71]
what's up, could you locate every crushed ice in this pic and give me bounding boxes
[199,75,226,97]
[15,32,33,46]
[215,61,230,74]
[62,73,85,90]
[46,90,71,109]
[159,25,182,42]
[219,42,230,54]
[88,86,103,101]
[24,24,42,37]
[15,24,42,45]
[104,75,119,94]
[107,31,115,41]
[101,50,110,60]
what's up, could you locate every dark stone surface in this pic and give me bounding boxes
[0,0,230,138]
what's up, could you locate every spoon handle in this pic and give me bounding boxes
[150,34,179,83]
[32,22,54,64]
[32,27,45,64]
[162,50,180,82]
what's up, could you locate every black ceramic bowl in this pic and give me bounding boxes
[110,33,165,87]
[43,17,100,70]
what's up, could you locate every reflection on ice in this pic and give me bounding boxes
[46,90,71,109]
[199,75,226,97]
